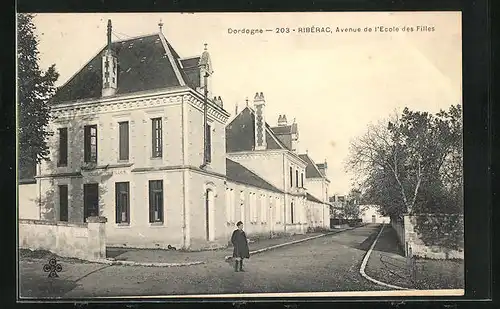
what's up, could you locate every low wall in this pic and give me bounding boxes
[391,214,464,260]
[18,183,39,220]
[391,217,406,251]
[19,216,107,261]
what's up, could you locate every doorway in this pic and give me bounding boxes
[205,189,215,241]
[84,183,99,222]
[372,215,376,223]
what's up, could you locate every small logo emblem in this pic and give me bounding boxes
[43,258,62,278]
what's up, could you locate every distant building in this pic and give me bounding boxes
[360,205,389,224]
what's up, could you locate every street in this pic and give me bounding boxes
[20,224,390,298]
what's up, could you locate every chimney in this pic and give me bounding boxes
[316,160,328,177]
[253,92,266,150]
[102,19,118,97]
[291,121,299,152]
[212,96,223,108]
[235,103,239,115]
[278,114,288,126]
[199,43,212,98]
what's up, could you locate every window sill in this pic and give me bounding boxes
[116,223,130,227]
[149,222,164,227]
[150,157,162,160]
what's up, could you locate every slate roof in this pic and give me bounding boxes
[51,34,204,104]
[226,158,284,193]
[298,154,324,178]
[306,193,324,204]
[271,123,298,135]
[226,107,288,152]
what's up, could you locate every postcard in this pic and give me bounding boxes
[17,11,464,300]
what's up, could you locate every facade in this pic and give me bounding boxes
[34,22,230,250]
[23,20,332,251]
[298,153,331,228]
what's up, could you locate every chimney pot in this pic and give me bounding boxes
[254,92,259,100]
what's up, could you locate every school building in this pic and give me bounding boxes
[18,20,331,251]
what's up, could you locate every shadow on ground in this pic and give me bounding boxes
[106,247,129,259]
[371,225,404,256]
[20,275,78,298]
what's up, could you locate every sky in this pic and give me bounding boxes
[31,12,462,195]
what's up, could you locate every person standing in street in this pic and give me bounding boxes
[231,221,250,272]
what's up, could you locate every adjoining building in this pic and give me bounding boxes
[19,20,332,251]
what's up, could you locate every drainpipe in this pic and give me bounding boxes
[282,153,286,232]
[200,72,209,169]
[181,96,189,249]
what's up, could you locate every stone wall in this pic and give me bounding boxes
[391,214,464,260]
[18,216,107,261]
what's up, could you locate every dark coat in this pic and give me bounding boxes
[231,229,250,259]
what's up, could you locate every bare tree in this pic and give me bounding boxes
[346,105,463,217]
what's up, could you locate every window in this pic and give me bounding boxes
[296,170,299,187]
[290,202,294,224]
[261,195,267,223]
[58,128,68,166]
[205,124,212,163]
[115,182,130,224]
[250,193,257,222]
[225,188,231,222]
[240,191,245,222]
[59,185,68,221]
[301,173,304,188]
[84,125,97,163]
[118,121,129,161]
[289,166,293,187]
[83,183,99,219]
[229,189,235,222]
[152,118,162,158]
[275,197,281,223]
[149,180,163,223]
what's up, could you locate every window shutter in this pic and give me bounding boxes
[115,183,120,223]
[149,181,154,222]
[84,126,89,162]
[151,120,155,157]
[157,180,164,222]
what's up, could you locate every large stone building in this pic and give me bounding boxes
[19,20,331,250]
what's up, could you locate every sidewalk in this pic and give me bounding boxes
[106,231,331,265]
[364,224,464,290]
